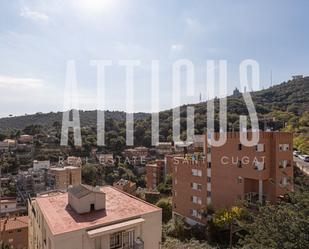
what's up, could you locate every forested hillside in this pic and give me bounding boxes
[0,76,308,153]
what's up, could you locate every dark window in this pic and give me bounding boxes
[90,203,95,211]
[208,162,211,168]
[237,160,242,168]
[238,144,242,150]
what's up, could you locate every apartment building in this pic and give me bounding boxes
[49,166,81,190]
[0,141,9,153]
[67,156,82,167]
[123,147,149,159]
[146,160,165,190]
[0,216,28,249]
[0,198,17,216]
[33,160,51,171]
[155,142,173,156]
[172,131,293,225]
[18,135,33,144]
[17,168,54,197]
[28,184,162,249]
[113,179,137,195]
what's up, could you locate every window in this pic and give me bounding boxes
[191,196,202,205]
[190,209,202,219]
[207,147,211,153]
[254,162,265,171]
[191,182,202,191]
[90,203,95,211]
[237,176,243,184]
[207,162,211,168]
[280,160,291,169]
[110,232,122,249]
[207,177,211,183]
[192,169,197,176]
[192,169,202,177]
[207,191,211,197]
[279,144,290,151]
[256,144,265,152]
[238,144,242,150]
[237,160,242,168]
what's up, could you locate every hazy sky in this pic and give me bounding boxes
[0,0,309,117]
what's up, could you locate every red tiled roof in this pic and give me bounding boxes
[0,216,28,231]
[35,186,160,235]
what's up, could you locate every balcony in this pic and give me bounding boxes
[244,192,267,204]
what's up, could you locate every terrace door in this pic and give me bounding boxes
[122,230,134,249]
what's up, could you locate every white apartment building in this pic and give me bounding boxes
[33,160,51,171]
[28,184,162,249]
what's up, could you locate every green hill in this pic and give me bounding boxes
[0,76,308,153]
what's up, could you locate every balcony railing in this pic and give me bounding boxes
[244,192,267,204]
[134,239,144,249]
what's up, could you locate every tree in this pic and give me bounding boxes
[238,173,309,249]
[162,238,215,249]
[23,124,42,135]
[82,164,100,186]
[213,206,244,249]
[238,203,309,249]
[157,198,172,223]
[0,133,6,141]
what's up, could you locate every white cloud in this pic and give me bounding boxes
[0,75,43,88]
[185,17,204,33]
[171,44,184,51]
[20,7,50,23]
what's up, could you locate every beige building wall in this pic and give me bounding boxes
[50,167,81,190]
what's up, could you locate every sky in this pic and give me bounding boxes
[0,0,309,117]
